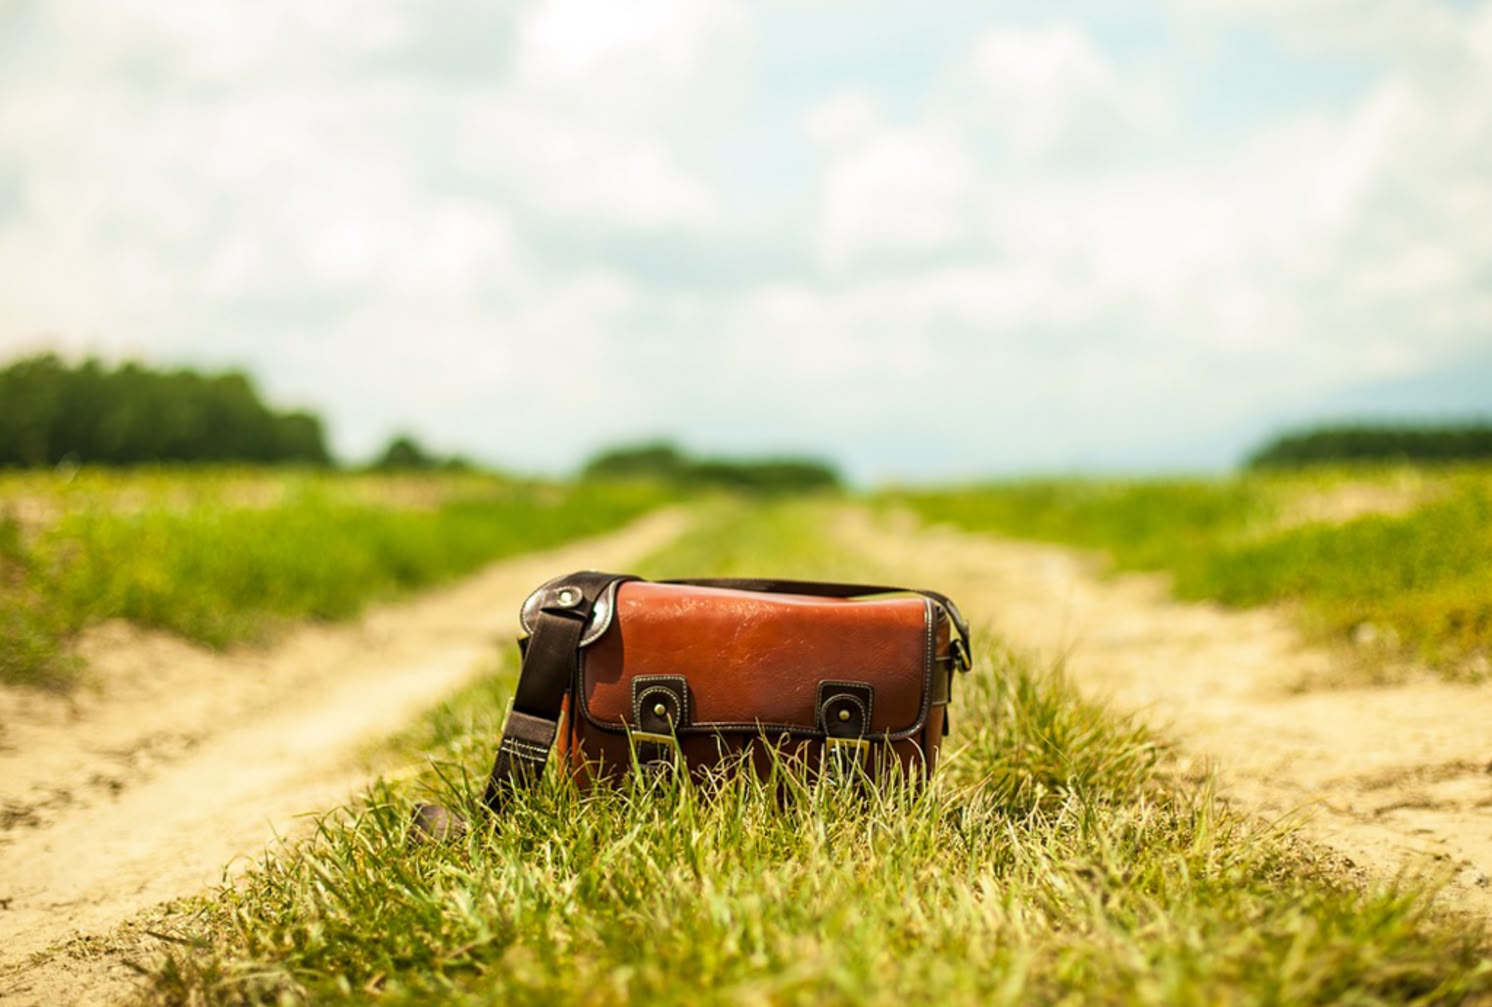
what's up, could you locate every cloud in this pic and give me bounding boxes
[958,24,1168,168]
[0,0,744,459]
[448,95,722,231]
[515,0,747,124]
[807,96,978,271]
[1,0,1489,477]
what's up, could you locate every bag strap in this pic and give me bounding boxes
[482,570,634,813]
[482,571,973,815]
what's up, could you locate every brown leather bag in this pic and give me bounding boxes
[482,572,972,812]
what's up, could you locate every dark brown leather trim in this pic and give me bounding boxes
[519,578,626,647]
[818,683,874,778]
[632,676,691,729]
[816,681,874,736]
[630,676,687,768]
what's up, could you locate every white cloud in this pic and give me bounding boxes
[794,6,1491,427]
[959,24,1167,167]
[808,105,978,271]
[451,96,721,231]
[515,0,747,122]
[2,0,1490,477]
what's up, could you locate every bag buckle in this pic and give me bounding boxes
[822,735,871,780]
[628,729,681,750]
[950,637,972,673]
[628,726,681,773]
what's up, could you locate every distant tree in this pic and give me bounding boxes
[1247,421,1492,468]
[0,352,334,467]
[581,441,689,481]
[581,440,841,494]
[0,354,65,466]
[375,434,437,470]
[273,412,333,465]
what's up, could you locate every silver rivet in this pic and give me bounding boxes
[556,588,577,606]
[653,702,668,717]
[837,708,851,722]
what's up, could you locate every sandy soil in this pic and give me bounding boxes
[838,510,1492,919]
[0,510,687,1006]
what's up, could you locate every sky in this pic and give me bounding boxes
[1,0,1490,482]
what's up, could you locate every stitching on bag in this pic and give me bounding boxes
[500,737,551,760]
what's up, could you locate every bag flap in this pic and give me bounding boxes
[575,581,935,740]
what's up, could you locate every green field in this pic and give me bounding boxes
[0,468,670,689]
[137,501,1490,1006]
[891,466,1492,681]
[3,469,1489,1003]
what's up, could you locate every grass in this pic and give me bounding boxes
[893,466,1492,680]
[139,500,1491,1005]
[0,468,671,689]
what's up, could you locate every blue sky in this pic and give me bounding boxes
[1,0,1489,480]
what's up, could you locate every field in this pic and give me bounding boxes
[890,466,1492,682]
[0,468,670,689]
[1,469,1490,1005]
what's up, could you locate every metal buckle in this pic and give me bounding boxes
[629,727,680,775]
[629,730,680,750]
[949,637,971,673]
[823,736,871,780]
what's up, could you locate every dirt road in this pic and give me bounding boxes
[0,510,687,1005]
[840,510,1492,919]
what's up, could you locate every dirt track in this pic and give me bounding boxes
[0,510,688,1005]
[840,510,1492,919]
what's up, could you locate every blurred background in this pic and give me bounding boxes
[1,0,1489,482]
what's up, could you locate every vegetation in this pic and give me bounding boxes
[1249,421,1492,468]
[582,441,841,495]
[0,353,331,467]
[0,469,669,689]
[142,502,1491,1005]
[373,433,472,472]
[894,467,1492,679]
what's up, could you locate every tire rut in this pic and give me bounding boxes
[837,508,1492,919]
[0,509,689,1005]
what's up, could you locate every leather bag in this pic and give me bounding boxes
[482,571,973,813]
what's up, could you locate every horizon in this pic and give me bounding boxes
[8,343,1492,485]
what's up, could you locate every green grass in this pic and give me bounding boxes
[139,501,1491,1005]
[0,469,671,689]
[894,467,1492,680]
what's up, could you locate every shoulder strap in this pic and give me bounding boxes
[481,571,634,814]
[482,571,973,815]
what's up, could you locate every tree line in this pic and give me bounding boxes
[1248,421,1492,468]
[0,353,331,467]
[581,441,841,494]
